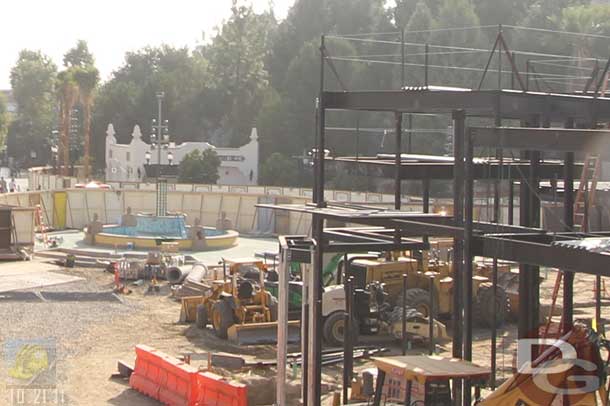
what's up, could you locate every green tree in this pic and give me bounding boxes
[201,0,275,147]
[63,39,95,68]
[56,69,79,175]
[8,50,57,165]
[429,0,484,88]
[178,149,221,184]
[473,0,535,31]
[0,94,8,148]
[395,0,443,29]
[406,1,435,43]
[74,66,99,178]
[66,40,100,178]
[93,45,209,169]
[260,152,300,186]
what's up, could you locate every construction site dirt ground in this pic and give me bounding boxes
[0,262,607,405]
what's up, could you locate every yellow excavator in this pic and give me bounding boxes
[180,258,299,345]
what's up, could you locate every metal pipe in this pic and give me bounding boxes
[395,112,403,210]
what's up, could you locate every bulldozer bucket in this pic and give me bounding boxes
[390,317,449,341]
[227,321,300,345]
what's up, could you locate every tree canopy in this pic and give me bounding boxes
[178,149,221,184]
[7,0,610,190]
[7,50,57,165]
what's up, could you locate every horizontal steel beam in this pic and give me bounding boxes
[322,89,610,121]
[469,127,610,157]
[474,236,610,276]
[331,157,575,180]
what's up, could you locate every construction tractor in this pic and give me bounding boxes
[321,280,448,347]
[395,254,510,328]
[181,258,299,345]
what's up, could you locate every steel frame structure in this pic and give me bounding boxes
[265,32,610,406]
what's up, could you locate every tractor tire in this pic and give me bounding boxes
[212,300,235,339]
[396,289,434,318]
[195,304,208,329]
[473,283,509,328]
[388,305,424,323]
[323,311,359,347]
[266,292,278,322]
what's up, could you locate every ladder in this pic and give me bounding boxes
[34,204,48,247]
[543,155,601,337]
[574,155,600,230]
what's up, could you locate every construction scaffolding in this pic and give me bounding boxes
[265,25,610,406]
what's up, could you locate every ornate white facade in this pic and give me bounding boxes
[105,124,259,185]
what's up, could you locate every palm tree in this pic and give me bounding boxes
[57,70,79,176]
[73,66,99,179]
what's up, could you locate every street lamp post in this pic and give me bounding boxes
[150,92,170,216]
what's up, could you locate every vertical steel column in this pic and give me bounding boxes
[491,101,502,390]
[452,110,465,356]
[314,35,326,206]
[423,177,430,246]
[407,114,413,154]
[401,29,405,88]
[463,127,474,406]
[276,246,289,406]
[452,110,465,406]
[309,220,324,406]
[402,273,409,356]
[301,260,309,406]
[343,275,354,405]
[428,274,436,356]
[508,181,514,225]
[307,35,327,406]
[425,44,429,87]
[563,142,575,332]
[518,148,531,339]
[395,112,403,210]
[529,149,541,334]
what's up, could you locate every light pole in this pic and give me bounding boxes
[150,92,170,216]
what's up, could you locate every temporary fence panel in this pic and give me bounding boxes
[53,192,67,229]
[12,208,35,246]
[66,190,87,229]
[181,193,203,225]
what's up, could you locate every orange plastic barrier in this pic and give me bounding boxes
[130,345,198,406]
[192,371,247,406]
[129,345,248,406]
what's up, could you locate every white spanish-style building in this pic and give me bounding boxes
[105,124,259,185]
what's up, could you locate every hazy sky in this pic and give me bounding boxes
[0,0,294,89]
